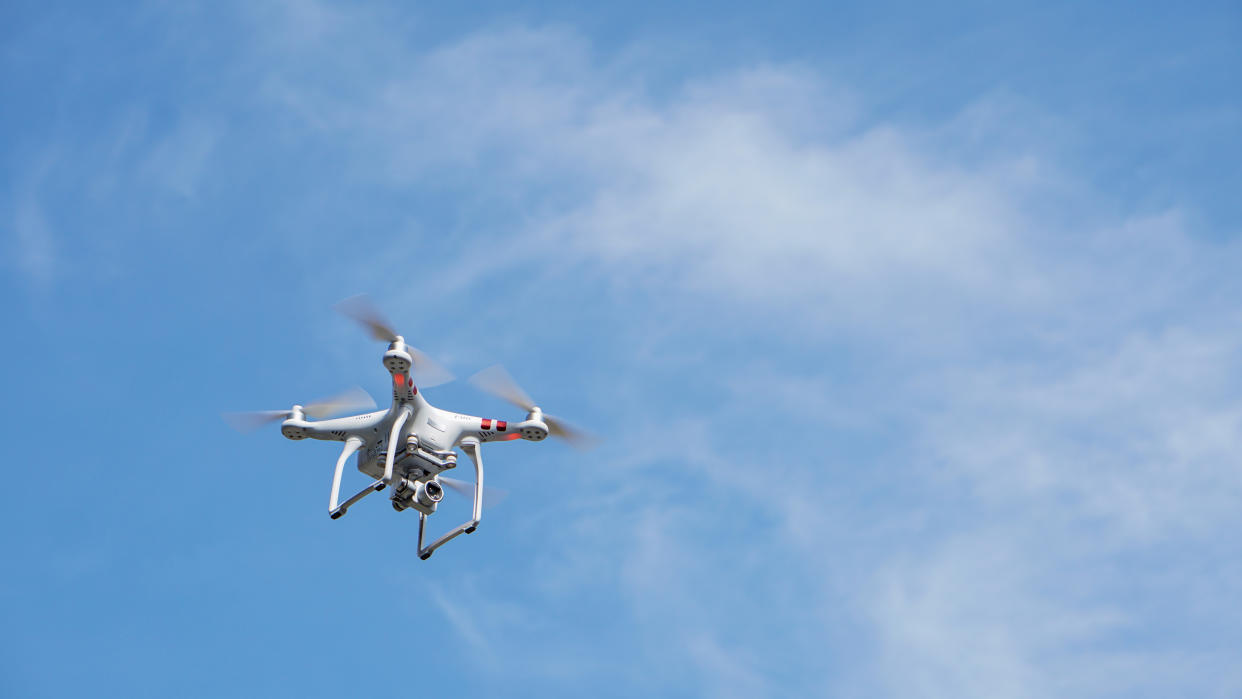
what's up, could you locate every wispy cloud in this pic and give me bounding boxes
[139,117,221,199]
[8,150,59,288]
[13,189,56,285]
[220,15,1242,697]
[430,587,497,663]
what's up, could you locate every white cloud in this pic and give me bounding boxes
[238,17,1242,697]
[7,150,60,288]
[430,588,497,663]
[254,24,1144,341]
[919,320,1242,537]
[5,104,228,293]
[139,118,221,199]
[14,192,56,285]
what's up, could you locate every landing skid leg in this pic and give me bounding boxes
[329,477,386,519]
[417,439,484,559]
[327,437,364,519]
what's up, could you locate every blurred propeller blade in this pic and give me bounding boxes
[335,294,398,343]
[408,347,455,388]
[303,386,377,419]
[470,365,598,449]
[337,294,454,386]
[222,410,291,433]
[225,387,376,433]
[469,364,536,412]
[439,476,509,508]
[544,414,601,451]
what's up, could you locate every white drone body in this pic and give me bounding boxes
[230,296,589,560]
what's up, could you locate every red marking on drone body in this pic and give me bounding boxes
[481,418,492,429]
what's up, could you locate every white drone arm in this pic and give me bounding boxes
[455,414,550,446]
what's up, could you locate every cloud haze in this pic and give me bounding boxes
[3,4,1239,698]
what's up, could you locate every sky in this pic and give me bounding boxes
[2,1,1241,697]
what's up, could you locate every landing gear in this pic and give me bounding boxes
[415,439,485,559]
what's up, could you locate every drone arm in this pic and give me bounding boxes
[460,419,539,446]
[417,439,484,560]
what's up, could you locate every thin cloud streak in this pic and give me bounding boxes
[9,150,60,288]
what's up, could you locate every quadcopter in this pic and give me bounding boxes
[225,295,592,560]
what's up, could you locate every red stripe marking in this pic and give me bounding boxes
[394,373,405,386]
[481,418,492,429]
[497,421,507,431]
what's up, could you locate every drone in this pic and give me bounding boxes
[225,295,593,560]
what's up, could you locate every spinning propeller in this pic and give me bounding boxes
[439,476,508,508]
[334,294,454,387]
[469,365,598,450]
[223,386,377,433]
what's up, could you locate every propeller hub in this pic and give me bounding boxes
[469,365,597,449]
[336,296,454,387]
[384,347,413,374]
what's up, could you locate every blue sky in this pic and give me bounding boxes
[2,2,1240,697]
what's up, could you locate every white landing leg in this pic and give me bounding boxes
[328,437,376,520]
[417,439,484,560]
